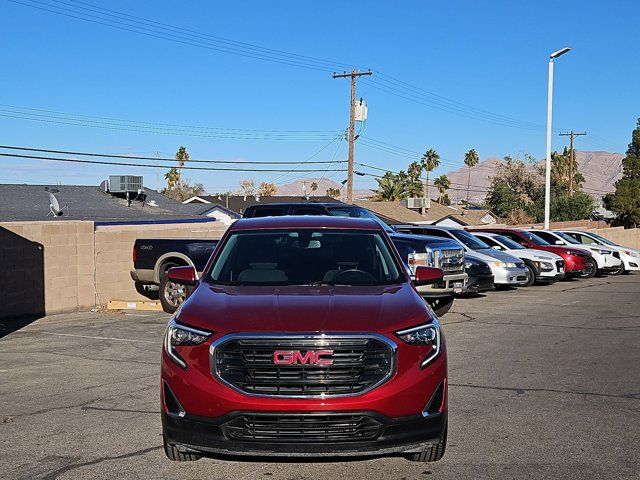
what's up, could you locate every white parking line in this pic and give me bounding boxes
[12,331,157,344]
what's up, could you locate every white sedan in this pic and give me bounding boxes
[472,232,565,286]
[560,230,640,274]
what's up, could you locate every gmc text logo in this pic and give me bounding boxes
[272,350,334,366]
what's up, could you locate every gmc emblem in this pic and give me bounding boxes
[272,350,334,366]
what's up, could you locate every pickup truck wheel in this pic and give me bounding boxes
[430,296,454,316]
[159,273,186,314]
[163,437,201,462]
[404,425,447,462]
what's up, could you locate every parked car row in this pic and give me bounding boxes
[131,202,638,316]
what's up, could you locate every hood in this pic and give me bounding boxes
[535,244,591,257]
[176,282,432,334]
[521,248,563,260]
[390,232,462,251]
[474,247,523,264]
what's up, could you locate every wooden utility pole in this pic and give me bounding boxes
[332,69,372,203]
[559,131,587,196]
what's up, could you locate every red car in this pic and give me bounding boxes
[161,216,448,462]
[470,227,595,277]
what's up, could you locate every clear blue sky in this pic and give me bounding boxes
[1,0,638,193]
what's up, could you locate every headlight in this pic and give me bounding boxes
[625,250,640,258]
[464,261,473,268]
[164,318,212,369]
[491,261,505,268]
[395,323,441,368]
[541,261,553,269]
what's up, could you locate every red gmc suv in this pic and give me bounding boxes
[161,216,448,462]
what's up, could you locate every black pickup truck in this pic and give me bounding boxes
[130,239,219,313]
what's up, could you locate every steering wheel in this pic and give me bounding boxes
[331,269,377,283]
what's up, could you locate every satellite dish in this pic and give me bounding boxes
[45,189,69,217]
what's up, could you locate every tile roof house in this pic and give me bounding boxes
[354,200,499,226]
[0,184,211,224]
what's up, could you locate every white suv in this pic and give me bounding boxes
[526,229,622,276]
[560,230,639,274]
[473,232,565,286]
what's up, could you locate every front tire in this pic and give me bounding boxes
[163,437,201,462]
[523,263,536,287]
[405,425,447,462]
[579,264,597,278]
[610,263,625,276]
[430,296,454,317]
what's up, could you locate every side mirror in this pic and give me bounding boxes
[414,266,444,286]
[555,240,564,245]
[491,245,502,250]
[167,266,197,286]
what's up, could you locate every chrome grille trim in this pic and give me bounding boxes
[210,333,397,399]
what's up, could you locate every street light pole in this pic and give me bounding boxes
[544,47,571,229]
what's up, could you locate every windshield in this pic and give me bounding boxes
[555,231,581,245]
[208,229,403,286]
[525,231,551,246]
[586,232,616,246]
[495,235,525,250]
[450,230,491,250]
[326,206,393,232]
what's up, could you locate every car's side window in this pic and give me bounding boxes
[481,237,500,249]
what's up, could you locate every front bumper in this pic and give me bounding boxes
[491,266,529,285]
[415,272,468,297]
[463,273,494,293]
[162,409,447,458]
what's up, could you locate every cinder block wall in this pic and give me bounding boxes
[0,221,95,319]
[0,220,227,319]
[94,222,227,303]
[590,226,640,249]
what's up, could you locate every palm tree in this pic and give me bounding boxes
[433,175,451,204]
[373,171,407,201]
[420,148,440,213]
[310,181,318,196]
[464,148,480,203]
[175,146,190,184]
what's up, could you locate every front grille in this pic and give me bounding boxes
[434,249,464,273]
[224,413,383,442]
[212,335,395,397]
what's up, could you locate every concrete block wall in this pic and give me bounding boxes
[1,220,227,319]
[589,226,640,250]
[0,221,95,319]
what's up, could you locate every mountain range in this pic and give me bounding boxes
[274,151,624,203]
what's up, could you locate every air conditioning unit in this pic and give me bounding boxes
[406,197,430,209]
[108,175,143,193]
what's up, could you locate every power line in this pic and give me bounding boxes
[8,0,558,133]
[0,152,347,173]
[0,105,341,141]
[0,145,347,165]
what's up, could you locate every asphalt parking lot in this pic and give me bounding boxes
[1,275,639,480]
